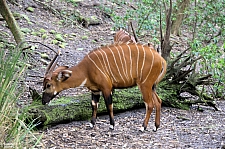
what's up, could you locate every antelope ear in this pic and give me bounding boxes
[53,66,69,74]
[57,70,72,82]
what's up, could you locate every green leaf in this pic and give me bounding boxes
[51,40,59,45]
[21,28,31,33]
[39,28,47,33]
[55,34,65,42]
[42,34,47,40]
[26,7,35,12]
[21,14,31,23]
[12,13,21,20]
[31,31,41,36]
[40,53,49,59]
[0,43,4,48]
[59,42,68,48]
[50,30,56,34]
[81,36,88,40]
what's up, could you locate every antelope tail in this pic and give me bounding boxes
[156,58,167,84]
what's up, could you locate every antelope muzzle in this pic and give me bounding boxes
[42,91,58,105]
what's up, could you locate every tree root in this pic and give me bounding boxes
[161,47,218,110]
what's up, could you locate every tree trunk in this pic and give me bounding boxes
[0,0,24,44]
[171,0,190,36]
[161,0,172,61]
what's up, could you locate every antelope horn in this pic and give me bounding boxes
[45,50,61,77]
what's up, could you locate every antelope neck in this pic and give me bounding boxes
[68,63,88,88]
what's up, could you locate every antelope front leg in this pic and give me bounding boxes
[90,92,100,128]
[103,92,115,130]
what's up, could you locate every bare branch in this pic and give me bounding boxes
[16,40,58,55]
[129,21,139,43]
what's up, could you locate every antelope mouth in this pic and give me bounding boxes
[42,100,51,105]
[42,92,58,105]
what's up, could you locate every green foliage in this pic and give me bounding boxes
[0,47,42,148]
[186,0,225,97]
[103,1,160,29]
[191,43,225,97]
[99,0,164,45]
[184,0,224,44]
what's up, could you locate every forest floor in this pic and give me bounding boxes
[1,0,225,148]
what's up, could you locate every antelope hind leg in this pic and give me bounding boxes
[153,91,162,131]
[139,86,154,132]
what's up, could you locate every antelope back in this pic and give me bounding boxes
[85,43,163,88]
[114,29,136,44]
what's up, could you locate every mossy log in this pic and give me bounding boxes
[26,87,144,128]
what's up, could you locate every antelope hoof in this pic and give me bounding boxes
[89,122,94,128]
[153,127,159,132]
[153,128,157,132]
[139,126,145,132]
[153,124,159,132]
[109,125,114,130]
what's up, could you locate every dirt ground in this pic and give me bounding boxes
[41,101,225,148]
[1,0,225,148]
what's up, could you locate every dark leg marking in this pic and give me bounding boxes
[90,92,100,127]
[103,93,115,129]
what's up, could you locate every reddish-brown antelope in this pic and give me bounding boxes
[42,43,167,131]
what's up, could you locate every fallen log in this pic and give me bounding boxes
[26,87,144,128]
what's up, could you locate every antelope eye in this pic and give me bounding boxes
[46,84,51,88]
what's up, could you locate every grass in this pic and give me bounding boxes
[0,46,43,148]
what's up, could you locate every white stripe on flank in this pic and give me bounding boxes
[141,47,154,84]
[87,53,108,80]
[114,45,128,82]
[93,49,107,75]
[118,45,129,82]
[139,45,146,81]
[108,45,126,84]
[135,44,140,78]
[97,48,110,79]
[125,44,133,81]
[100,48,117,83]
